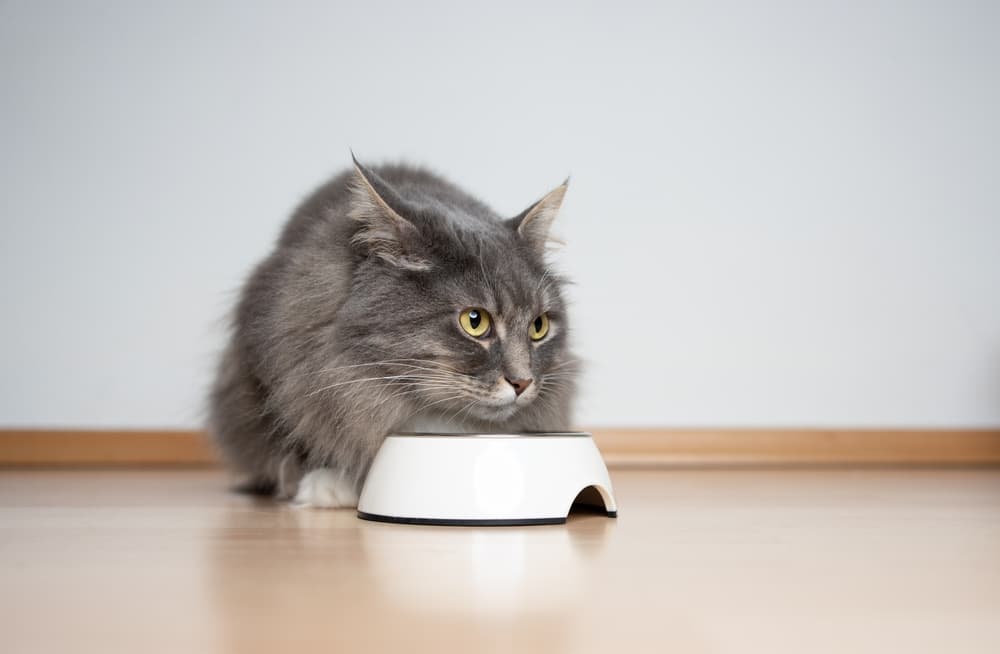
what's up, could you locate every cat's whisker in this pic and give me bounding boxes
[354,380,464,419]
[368,386,437,413]
[291,358,464,379]
[306,373,460,397]
[542,373,578,383]
[455,397,483,423]
[306,376,405,397]
[414,391,471,413]
[301,364,461,378]
[443,392,481,424]
[343,377,462,413]
[538,380,574,398]
[542,375,577,383]
[542,370,579,378]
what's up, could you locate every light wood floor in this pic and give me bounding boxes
[2,468,999,653]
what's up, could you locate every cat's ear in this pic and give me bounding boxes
[508,179,569,256]
[348,156,431,271]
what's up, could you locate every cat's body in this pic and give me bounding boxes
[208,159,577,507]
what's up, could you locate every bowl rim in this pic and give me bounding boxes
[387,431,592,439]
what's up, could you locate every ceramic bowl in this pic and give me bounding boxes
[357,432,618,526]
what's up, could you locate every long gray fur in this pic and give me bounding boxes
[207,158,578,500]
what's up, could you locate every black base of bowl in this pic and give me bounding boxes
[357,510,617,527]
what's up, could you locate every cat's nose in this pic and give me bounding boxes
[505,377,533,396]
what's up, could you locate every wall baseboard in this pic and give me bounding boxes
[0,430,216,467]
[2,428,999,468]
[591,428,1000,466]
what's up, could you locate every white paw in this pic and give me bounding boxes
[293,469,359,509]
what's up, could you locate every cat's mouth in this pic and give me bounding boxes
[468,379,539,421]
[474,400,521,421]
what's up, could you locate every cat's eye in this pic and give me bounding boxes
[529,313,550,341]
[459,308,492,338]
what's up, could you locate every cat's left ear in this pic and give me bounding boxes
[507,180,568,256]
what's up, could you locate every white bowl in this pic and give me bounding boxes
[357,432,618,526]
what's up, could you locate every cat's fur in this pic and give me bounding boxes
[208,157,578,507]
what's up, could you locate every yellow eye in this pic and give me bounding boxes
[459,308,492,338]
[529,313,550,341]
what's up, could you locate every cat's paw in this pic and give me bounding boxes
[293,469,359,509]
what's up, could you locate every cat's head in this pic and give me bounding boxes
[335,159,576,426]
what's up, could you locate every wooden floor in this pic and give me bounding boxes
[2,469,999,653]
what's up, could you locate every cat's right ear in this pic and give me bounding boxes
[348,157,432,271]
[507,180,568,257]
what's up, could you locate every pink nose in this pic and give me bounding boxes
[505,377,533,396]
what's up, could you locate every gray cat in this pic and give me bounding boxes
[208,157,578,507]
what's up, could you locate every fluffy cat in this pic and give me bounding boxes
[208,157,578,508]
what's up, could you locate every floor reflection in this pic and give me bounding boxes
[206,496,615,653]
[358,511,615,616]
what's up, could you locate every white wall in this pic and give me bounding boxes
[2,1,998,429]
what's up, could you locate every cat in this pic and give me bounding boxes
[208,156,578,508]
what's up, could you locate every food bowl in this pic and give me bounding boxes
[357,432,618,526]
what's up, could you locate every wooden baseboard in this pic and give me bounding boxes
[1,428,999,468]
[0,430,217,467]
[593,428,1000,467]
